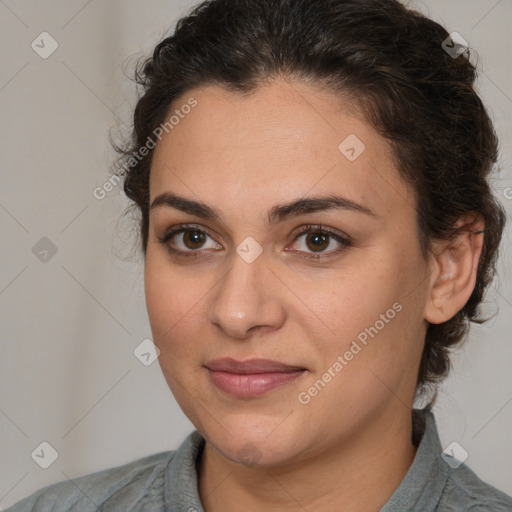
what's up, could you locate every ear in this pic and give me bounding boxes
[424,213,485,324]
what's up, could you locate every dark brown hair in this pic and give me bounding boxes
[113,0,506,399]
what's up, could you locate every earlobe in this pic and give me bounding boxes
[424,214,485,325]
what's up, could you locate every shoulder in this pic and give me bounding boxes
[4,450,175,512]
[439,461,512,511]
[386,409,512,512]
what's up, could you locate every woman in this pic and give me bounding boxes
[6,0,512,510]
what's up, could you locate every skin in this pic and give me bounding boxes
[144,77,484,512]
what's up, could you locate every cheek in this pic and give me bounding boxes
[144,257,204,355]
[308,253,423,369]
[312,266,401,336]
[145,262,210,411]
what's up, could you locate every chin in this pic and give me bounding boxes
[201,417,304,468]
[217,437,294,468]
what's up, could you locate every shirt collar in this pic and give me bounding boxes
[165,428,205,512]
[164,408,448,512]
[379,408,449,511]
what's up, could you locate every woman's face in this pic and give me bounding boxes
[145,78,434,467]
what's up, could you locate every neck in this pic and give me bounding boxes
[198,407,418,512]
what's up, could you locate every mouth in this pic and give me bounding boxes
[204,358,307,398]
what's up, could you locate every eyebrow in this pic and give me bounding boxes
[150,191,378,225]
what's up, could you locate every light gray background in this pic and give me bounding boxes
[1,0,511,508]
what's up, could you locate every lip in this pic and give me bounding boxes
[204,357,306,374]
[205,358,307,398]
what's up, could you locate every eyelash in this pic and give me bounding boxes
[156,223,352,261]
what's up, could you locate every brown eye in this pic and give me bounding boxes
[157,224,222,258]
[289,224,352,260]
[304,232,330,252]
[182,229,207,250]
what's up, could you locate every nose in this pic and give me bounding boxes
[208,248,286,339]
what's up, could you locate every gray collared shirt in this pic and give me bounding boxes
[5,409,512,511]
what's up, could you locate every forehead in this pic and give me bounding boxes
[149,79,413,222]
